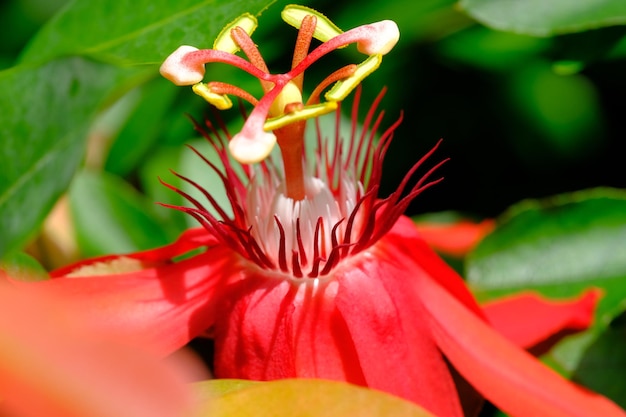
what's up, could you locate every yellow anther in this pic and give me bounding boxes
[325,54,382,102]
[264,101,338,131]
[192,83,233,110]
[281,5,343,42]
[213,12,258,53]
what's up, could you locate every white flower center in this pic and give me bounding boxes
[246,172,362,274]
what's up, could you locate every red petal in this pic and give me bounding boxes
[213,274,366,384]
[390,216,486,318]
[0,284,194,417]
[289,281,367,382]
[335,228,465,417]
[415,219,495,257]
[213,277,298,379]
[50,227,216,277]
[418,271,626,417]
[390,219,487,416]
[482,290,600,354]
[13,229,237,357]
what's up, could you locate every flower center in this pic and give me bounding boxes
[246,168,361,276]
[160,7,446,279]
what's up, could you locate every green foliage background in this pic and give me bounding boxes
[1,0,626,414]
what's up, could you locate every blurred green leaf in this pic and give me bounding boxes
[0,58,141,259]
[139,144,192,233]
[334,0,471,42]
[1,0,275,259]
[139,136,237,232]
[69,169,173,257]
[437,26,548,71]
[193,379,436,416]
[550,27,626,68]
[607,32,626,59]
[413,210,479,224]
[467,188,626,322]
[458,0,626,37]
[18,0,276,65]
[0,251,48,281]
[506,62,603,165]
[570,311,626,408]
[105,77,180,176]
[0,0,68,68]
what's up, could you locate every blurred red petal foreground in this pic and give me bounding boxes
[0,283,195,417]
[9,5,625,417]
[16,218,623,416]
[415,218,495,257]
[483,290,601,354]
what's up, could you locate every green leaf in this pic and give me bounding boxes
[192,379,436,417]
[571,311,626,408]
[104,77,180,177]
[437,26,548,71]
[606,31,626,59]
[69,169,173,257]
[505,62,603,164]
[458,0,626,36]
[1,0,276,259]
[467,188,626,391]
[138,144,192,234]
[467,188,626,323]
[139,136,238,232]
[19,0,277,66]
[0,58,142,259]
[0,251,48,281]
[332,0,472,43]
[550,27,626,67]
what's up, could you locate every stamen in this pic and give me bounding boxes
[213,13,258,54]
[325,54,382,102]
[192,83,233,109]
[287,20,399,81]
[291,14,317,90]
[264,101,337,131]
[203,82,259,106]
[281,5,343,42]
[183,49,271,81]
[307,64,357,105]
[230,26,273,93]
